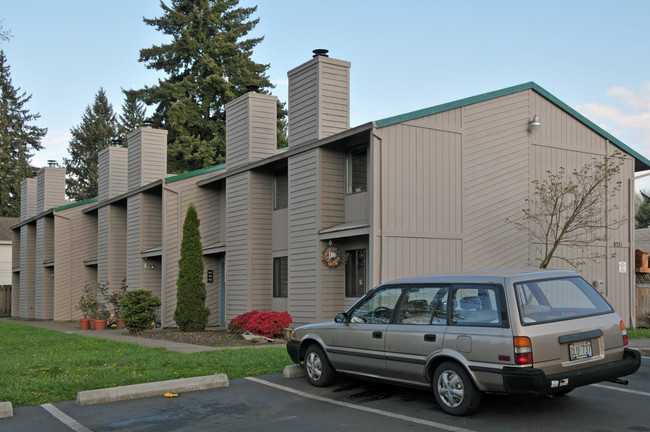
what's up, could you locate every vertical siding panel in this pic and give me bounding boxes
[226,173,251,319]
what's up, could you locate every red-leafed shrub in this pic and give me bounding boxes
[228,311,292,338]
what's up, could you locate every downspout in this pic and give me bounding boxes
[161,182,181,329]
[372,127,384,284]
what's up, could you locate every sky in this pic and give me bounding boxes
[2,0,650,189]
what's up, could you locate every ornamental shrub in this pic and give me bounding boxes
[228,311,292,339]
[122,289,161,333]
[174,203,210,331]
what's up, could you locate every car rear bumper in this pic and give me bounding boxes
[286,340,301,364]
[502,348,641,394]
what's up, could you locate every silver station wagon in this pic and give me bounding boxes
[286,270,641,416]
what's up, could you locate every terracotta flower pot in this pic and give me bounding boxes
[116,318,124,329]
[80,318,91,330]
[90,319,96,330]
[94,319,106,330]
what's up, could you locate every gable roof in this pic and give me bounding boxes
[375,81,650,172]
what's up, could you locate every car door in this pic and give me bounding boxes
[330,286,404,376]
[384,286,449,384]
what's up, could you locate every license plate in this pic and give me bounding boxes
[569,340,593,360]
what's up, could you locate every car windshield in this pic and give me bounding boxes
[514,276,613,325]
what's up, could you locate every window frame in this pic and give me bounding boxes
[345,248,367,298]
[346,145,368,195]
[273,256,288,298]
[273,169,288,210]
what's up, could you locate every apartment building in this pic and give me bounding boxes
[12,51,650,327]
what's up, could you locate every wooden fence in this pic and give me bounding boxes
[636,274,650,328]
[0,285,10,315]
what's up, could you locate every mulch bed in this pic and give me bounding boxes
[131,328,287,347]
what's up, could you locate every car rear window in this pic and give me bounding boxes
[514,277,613,325]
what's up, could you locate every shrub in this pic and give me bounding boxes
[122,290,161,333]
[228,311,292,339]
[75,283,100,319]
[174,203,210,331]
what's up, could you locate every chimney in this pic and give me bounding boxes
[36,166,66,213]
[98,145,129,201]
[127,125,168,191]
[225,88,278,170]
[287,49,351,148]
[20,178,38,221]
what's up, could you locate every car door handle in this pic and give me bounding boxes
[424,334,437,342]
[372,331,383,339]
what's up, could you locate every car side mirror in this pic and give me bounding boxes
[335,313,348,323]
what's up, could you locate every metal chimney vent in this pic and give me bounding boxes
[312,49,329,58]
[246,85,260,93]
[47,160,58,167]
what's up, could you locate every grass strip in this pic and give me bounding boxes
[628,327,650,339]
[0,322,293,408]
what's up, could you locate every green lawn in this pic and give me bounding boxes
[628,327,650,339]
[0,322,293,408]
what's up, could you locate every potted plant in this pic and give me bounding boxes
[107,279,127,328]
[76,283,100,329]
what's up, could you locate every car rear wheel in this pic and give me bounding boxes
[304,345,336,387]
[433,361,482,416]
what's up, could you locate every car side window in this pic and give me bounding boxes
[451,284,502,326]
[349,286,403,324]
[395,286,448,325]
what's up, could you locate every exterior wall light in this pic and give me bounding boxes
[528,114,541,133]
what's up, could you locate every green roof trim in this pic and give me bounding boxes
[375,81,650,171]
[54,197,98,212]
[165,163,227,184]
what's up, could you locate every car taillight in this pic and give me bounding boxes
[620,320,628,346]
[514,336,533,365]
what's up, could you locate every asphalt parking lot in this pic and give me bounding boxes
[2,356,650,432]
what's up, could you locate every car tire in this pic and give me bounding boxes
[432,361,482,416]
[304,345,336,387]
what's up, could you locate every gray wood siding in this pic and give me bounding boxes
[250,171,273,311]
[319,148,345,229]
[35,218,45,318]
[37,167,65,213]
[19,224,35,318]
[141,192,162,251]
[226,95,250,169]
[12,230,19,316]
[43,216,54,262]
[288,150,319,324]
[127,128,167,191]
[98,147,128,201]
[272,208,289,253]
[53,208,98,320]
[162,174,223,327]
[226,173,251,319]
[463,92,531,270]
[376,121,463,281]
[21,178,37,221]
[288,56,350,148]
[204,255,222,326]
[127,130,142,192]
[126,194,142,289]
[108,205,127,287]
[288,60,319,147]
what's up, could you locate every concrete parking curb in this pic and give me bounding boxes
[0,401,13,418]
[76,374,229,406]
[283,364,306,378]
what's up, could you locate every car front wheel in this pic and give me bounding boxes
[304,345,336,387]
[432,361,482,416]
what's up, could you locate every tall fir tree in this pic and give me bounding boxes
[64,88,120,201]
[174,203,210,331]
[636,190,650,229]
[135,0,286,173]
[118,89,147,144]
[0,50,46,217]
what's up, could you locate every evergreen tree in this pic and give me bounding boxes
[64,88,120,201]
[118,89,147,144]
[636,190,650,229]
[174,203,210,331]
[135,0,286,173]
[0,50,46,217]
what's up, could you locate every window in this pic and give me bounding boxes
[345,249,367,297]
[349,286,403,324]
[395,286,449,325]
[273,170,288,210]
[451,284,503,326]
[346,146,367,194]
[273,257,288,298]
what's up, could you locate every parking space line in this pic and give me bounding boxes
[41,404,92,432]
[590,384,650,397]
[245,377,477,432]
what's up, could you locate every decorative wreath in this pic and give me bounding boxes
[322,242,341,268]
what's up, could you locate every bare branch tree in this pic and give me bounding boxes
[507,151,627,269]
